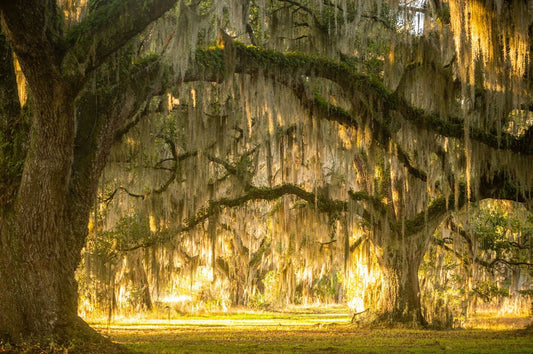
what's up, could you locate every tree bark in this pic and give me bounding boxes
[373,207,450,327]
[0,71,95,339]
[378,243,427,326]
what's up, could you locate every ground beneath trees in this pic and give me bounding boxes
[88,306,533,353]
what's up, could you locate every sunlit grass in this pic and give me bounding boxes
[89,305,533,353]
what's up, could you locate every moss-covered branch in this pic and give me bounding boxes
[63,0,179,81]
[433,236,492,269]
[190,45,430,182]
[192,43,533,155]
[290,80,428,182]
[118,183,351,250]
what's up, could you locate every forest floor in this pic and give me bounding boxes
[91,305,533,353]
[90,307,533,353]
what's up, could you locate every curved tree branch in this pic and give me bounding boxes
[191,43,533,155]
[63,0,180,82]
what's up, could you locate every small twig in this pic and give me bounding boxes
[351,308,369,322]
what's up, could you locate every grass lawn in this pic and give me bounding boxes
[91,306,533,353]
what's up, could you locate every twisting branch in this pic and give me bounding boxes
[434,236,533,271]
[116,183,350,250]
[102,138,202,203]
[433,236,492,269]
[277,0,322,29]
[349,237,365,253]
[207,145,259,187]
[184,183,348,229]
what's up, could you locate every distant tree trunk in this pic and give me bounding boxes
[377,242,427,326]
[373,211,451,327]
[125,251,153,311]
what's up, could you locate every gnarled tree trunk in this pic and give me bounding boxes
[373,207,449,327]
[0,77,99,342]
[377,241,427,326]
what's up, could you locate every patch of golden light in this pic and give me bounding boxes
[149,214,157,232]
[190,88,197,108]
[88,304,352,330]
[160,294,193,304]
[348,296,365,313]
[87,218,94,233]
[13,55,27,107]
[450,0,529,93]
[345,233,383,314]
[125,137,137,148]
[506,110,533,137]
[167,93,175,111]
[337,125,353,150]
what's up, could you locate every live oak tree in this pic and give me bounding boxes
[1,0,533,347]
[0,0,190,345]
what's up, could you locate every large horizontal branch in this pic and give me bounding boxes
[400,173,532,238]
[185,46,429,183]
[187,183,348,227]
[117,183,350,250]
[113,176,526,252]
[191,43,533,155]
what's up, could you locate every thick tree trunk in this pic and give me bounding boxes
[370,192,451,327]
[0,74,117,349]
[378,246,427,326]
[0,221,83,339]
[0,101,124,351]
[0,82,85,339]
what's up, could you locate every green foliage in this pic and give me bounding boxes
[472,280,509,303]
[469,200,533,268]
[263,270,281,306]
[312,271,343,303]
[472,202,532,250]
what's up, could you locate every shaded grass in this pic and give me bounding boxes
[92,307,533,353]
